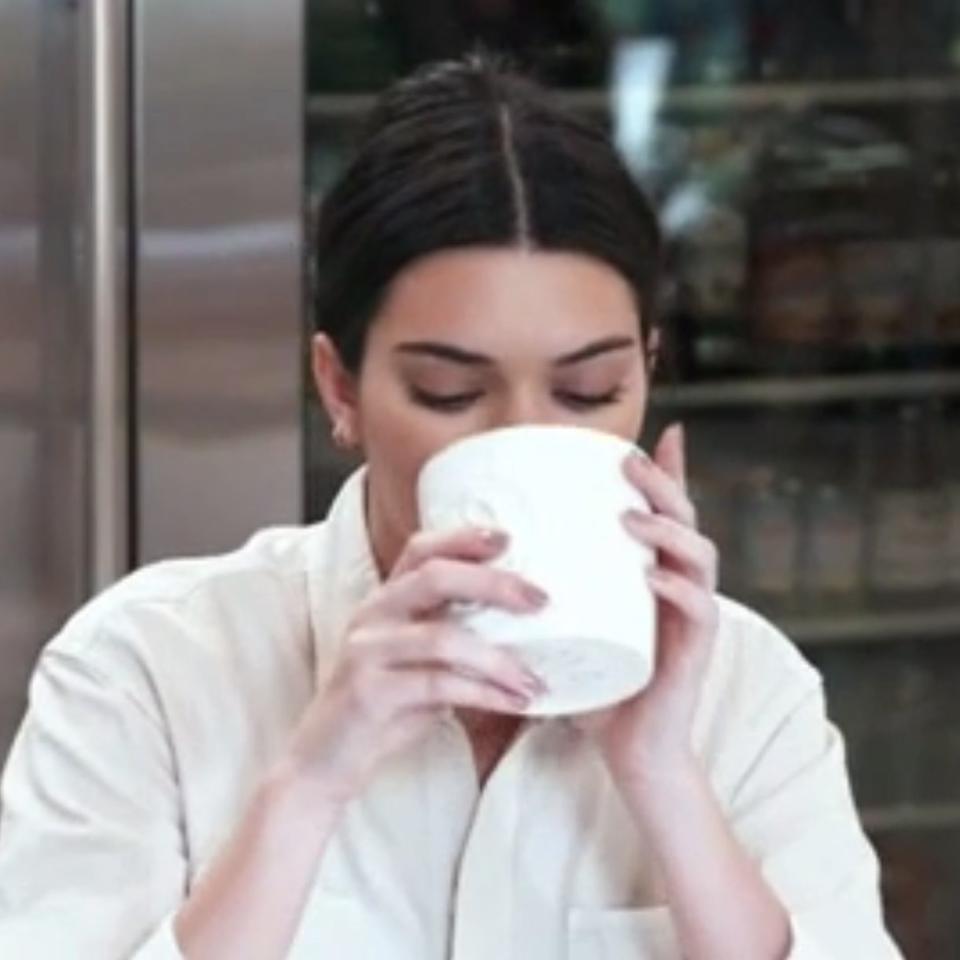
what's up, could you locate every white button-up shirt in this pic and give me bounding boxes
[0,470,903,959]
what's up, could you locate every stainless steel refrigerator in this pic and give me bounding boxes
[0,0,303,748]
[4,0,960,954]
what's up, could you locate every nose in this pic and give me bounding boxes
[490,387,559,430]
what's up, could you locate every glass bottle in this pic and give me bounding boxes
[939,399,960,596]
[738,412,806,616]
[801,407,866,614]
[868,401,946,606]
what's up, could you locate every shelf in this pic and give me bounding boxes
[307,76,960,123]
[308,92,373,121]
[652,370,960,410]
[784,604,960,647]
[861,802,960,834]
[663,76,960,112]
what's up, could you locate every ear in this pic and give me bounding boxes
[311,333,361,447]
[645,327,661,376]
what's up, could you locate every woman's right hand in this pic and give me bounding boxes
[282,526,547,805]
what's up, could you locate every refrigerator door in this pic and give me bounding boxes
[0,0,88,758]
[134,0,304,563]
[2,0,306,759]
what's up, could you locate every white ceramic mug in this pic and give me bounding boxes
[416,424,657,716]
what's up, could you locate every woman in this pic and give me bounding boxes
[0,53,901,959]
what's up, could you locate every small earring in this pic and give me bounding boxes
[332,421,353,449]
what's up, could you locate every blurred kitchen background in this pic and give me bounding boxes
[3,1,960,954]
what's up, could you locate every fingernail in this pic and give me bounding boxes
[509,690,532,709]
[624,452,648,477]
[622,512,651,538]
[478,528,509,550]
[520,582,550,608]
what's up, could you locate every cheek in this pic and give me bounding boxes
[362,405,430,481]
[359,395,468,525]
[363,395,463,466]
[603,410,645,446]
[624,375,650,433]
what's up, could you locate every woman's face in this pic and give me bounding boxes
[314,246,654,572]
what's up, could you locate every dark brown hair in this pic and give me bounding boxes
[311,51,662,373]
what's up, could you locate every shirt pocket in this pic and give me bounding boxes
[567,906,680,960]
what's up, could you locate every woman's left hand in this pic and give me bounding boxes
[574,422,720,792]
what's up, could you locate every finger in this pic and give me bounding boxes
[391,526,509,579]
[647,569,718,633]
[362,557,549,623]
[373,624,545,699]
[622,511,718,589]
[623,450,697,527]
[395,668,533,715]
[654,422,687,495]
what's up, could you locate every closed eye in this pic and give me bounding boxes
[408,387,483,411]
[555,388,624,409]
[408,386,626,414]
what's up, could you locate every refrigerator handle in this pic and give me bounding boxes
[82,0,132,592]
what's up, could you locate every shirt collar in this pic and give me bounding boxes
[306,466,382,685]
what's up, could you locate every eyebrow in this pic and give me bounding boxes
[394,335,637,367]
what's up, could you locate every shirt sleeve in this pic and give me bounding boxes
[0,646,187,959]
[726,670,904,960]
